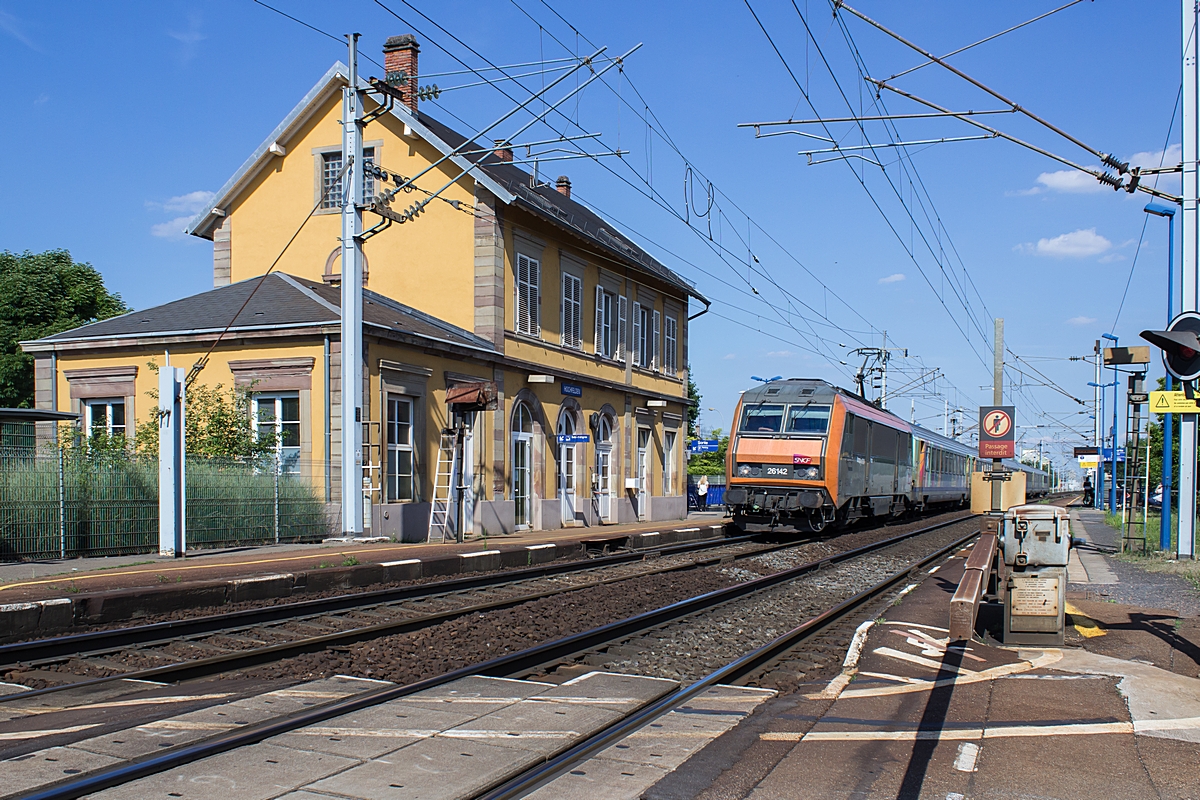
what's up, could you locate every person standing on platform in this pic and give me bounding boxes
[697,475,709,511]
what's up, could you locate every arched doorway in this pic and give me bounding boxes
[512,402,534,529]
[594,414,614,523]
[557,409,578,525]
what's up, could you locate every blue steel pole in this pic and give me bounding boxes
[1112,364,1119,512]
[1165,212,1176,548]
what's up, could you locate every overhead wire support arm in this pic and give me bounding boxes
[738,109,1016,127]
[798,134,996,163]
[834,1,1122,170]
[865,78,1182,203]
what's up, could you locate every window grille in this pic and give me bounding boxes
[321,147,376,210]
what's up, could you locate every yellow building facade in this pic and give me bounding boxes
[25,35,706,540]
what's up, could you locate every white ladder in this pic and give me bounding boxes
[428,429,459,543]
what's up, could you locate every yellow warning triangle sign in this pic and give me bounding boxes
[1156,394,1170,409]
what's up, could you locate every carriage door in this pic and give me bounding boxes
[557,413,577,525]
[637,427,651,520]
[595,416,613,523]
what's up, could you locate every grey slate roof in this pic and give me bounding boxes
[34,273,494,353]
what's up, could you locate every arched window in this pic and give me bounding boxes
[514,401,533,434]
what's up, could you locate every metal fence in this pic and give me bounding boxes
[186,458,332,549]
[0,450,158,560]
[0,451,333,561]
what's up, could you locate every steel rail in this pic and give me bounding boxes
[3,531,842,702]
[0,531,747,670]
[17,515,974,800]
[479,527,979,800]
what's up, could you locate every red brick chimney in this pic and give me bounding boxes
[383,34,419,114]
[555,175,571,199]
[493,140,513,162]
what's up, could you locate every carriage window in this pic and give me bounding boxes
[785,404,831,434]
[739,404,784,433]
[853,417,870,457]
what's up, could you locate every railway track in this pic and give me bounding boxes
[9,514,977,800]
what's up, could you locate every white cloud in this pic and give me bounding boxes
[1030,169,1106,194]
[168,13,205,63]
[1098,253,1126,264]
[148,190,213,240]
[1067,316,1097,326]
[722,353,737,360]
[1017,228,1112,258]
[1130,143,1181,170]
[766,350,793,358]
[160,190,215,214]
[150,216,194,240]
[878,273,906,284]
[0,10,38,51]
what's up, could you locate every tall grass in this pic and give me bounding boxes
[0,452,330,561]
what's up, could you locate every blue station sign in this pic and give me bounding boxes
[557,434,590,444]
[1101,447,1127,463]
[688,439,720,454]
[560,383,582,397]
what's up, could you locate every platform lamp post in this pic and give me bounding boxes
[1101,333,1121,512]
[1089,379,1116,511]
[1146,202,1177,549]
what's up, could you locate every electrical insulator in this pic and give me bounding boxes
[1096,172,1123,191]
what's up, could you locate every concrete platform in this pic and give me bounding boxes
[79,672,681,800]
[0,513,729,634]
[647,527,1200,799]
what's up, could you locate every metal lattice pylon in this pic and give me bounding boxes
[428,429,459,543]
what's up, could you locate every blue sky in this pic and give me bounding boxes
[0,1,1182,475]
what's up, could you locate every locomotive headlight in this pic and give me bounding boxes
[804,467,819,479]
[738,464,752,477]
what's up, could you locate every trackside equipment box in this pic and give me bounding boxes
[999,504,1070,646]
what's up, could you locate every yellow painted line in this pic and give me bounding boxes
[0,524,699,594]
[1065,602,1107,638]
[0,724,101,741]
[10,693,233,716]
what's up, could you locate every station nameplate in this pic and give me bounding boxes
[1010,576,1060,616]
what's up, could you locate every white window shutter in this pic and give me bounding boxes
[594,285,605,356]
[530,258,540,335]
[665,316,677,375]
[652,310,661,372]
[617,295,627,360]
[516,255,529,335]
[572,277,582,349]
[631,302,642,367]
[561,273,568,347]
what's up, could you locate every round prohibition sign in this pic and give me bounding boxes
[983,409,1012,438]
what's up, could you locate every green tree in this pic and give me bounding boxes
[687,427,730,476]
[134,362,277,460]
[686,367,701,437]
[0,250,128,408]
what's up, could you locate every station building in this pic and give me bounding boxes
[22,35,706,541]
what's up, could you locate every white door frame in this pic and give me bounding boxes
[637,426,651,521]
[595,416,613,524]
[557,412,577,525]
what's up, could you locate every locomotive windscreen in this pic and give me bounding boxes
[785,405,831,434]
[740,404,785,433]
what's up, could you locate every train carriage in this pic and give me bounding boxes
[722,378,1048,532]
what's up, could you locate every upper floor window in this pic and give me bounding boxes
[85,399,125,439]
[253,393,301,474]
[632,302,650,367]
[652,309,661,371]
[561,272,582,349]
[594,287,614,358]
[320,147,377,210]
[664,315,678,376]
[516,253,541,337]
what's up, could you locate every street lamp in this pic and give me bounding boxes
[1146,202,1177,549]
[1101,333,1120,512]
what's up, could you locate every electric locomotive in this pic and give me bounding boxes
[722,378,1048,532]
